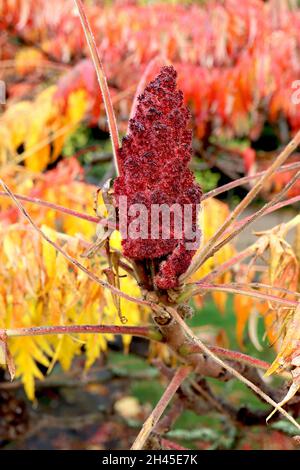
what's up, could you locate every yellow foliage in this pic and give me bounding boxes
[105,231,150,352]
[0,163,96,238]
[233,294,253,349]
[15,48,44,76]
[0,86,88,171]
[0,221,146,399]
[67,89,88,125]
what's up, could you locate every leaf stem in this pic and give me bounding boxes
[187,282,298,308]
[206,170,300,260]
[0,191,99,224]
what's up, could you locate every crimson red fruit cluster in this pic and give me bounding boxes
[113,66,202,289]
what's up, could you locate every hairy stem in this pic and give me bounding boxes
[0,191,99,224]
[2,324,162,342]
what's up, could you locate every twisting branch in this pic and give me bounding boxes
[131,366,191,450]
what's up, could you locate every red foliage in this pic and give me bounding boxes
[113,66,202,289]
[54,60,102,126]
[0,158,84,224]
[3,0,300,140]
[2,0,300,197]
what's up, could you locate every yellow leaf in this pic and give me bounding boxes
[234,294,253,349]
[67,90,88,125]
[41,225,57,280]
[15,48,44,75]
[193,198,235,310]
[266,304,300,376]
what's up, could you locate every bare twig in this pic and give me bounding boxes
[131,366,191,450]
[199,245,256,284]
[0,191,99,224]
[74,0,120,174]
[207,170,300,259]
[198,212,300,286]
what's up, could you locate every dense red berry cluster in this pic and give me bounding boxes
[113,66,202,289]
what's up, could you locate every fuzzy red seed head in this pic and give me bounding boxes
[113,65,202,289]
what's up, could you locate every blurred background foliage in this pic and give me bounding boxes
[1,0,300,450]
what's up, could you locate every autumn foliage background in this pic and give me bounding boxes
[1,0,300,450]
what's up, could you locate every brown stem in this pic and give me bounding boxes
[166,306,300,431]
[193,344,290,380]
[187,344,272,372]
